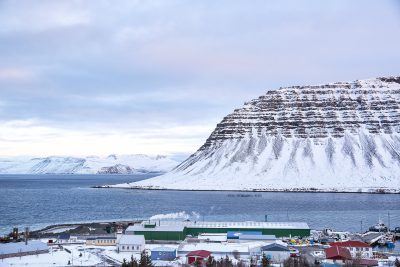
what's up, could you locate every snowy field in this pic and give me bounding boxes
[0,242,181,267]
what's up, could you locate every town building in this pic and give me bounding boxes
[260,243,291,263]
[85,236,117,246]
[178,242,250,259]
[126,221,310,241]
[197,233,227,243]
[325,246,352,265]
[57,233,70,244]
[151,247,177,261]
[186,250,211,264]
[330,241,373,258]
[227,231,277,243]
[117,235,145,253]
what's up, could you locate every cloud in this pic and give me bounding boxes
[0,67,37,81]
[0,0,399,156]
[0,119,212,157]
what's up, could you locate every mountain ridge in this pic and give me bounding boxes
[110,76,400,193]
[0,154,180,174]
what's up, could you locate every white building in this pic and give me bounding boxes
[330,241,373,259]
[117,235,145,253]
[260,243,291,263]
[178,242,251,260]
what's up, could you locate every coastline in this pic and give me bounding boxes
[93,185,400,194]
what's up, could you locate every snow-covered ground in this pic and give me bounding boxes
[2,245,102,267]
[108,77,400,193]
[113,132,400,193]
[0,243,182,267]
[0,154,180,174]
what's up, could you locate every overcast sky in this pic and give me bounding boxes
[0,0,399,157]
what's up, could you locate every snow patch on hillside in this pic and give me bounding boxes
[0,154,180,174]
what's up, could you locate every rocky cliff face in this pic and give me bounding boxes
[112,76,400,192]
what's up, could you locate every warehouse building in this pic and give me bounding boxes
[126,221,310,241]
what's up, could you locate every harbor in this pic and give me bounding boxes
[1,218,399,266]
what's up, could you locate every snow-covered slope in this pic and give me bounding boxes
[0,154,179,174]
[111,76,400,193]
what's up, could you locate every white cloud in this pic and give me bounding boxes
[0,119,212,157]
[0,0,399,156]
[0,67,37,81]
[0,1,91,33]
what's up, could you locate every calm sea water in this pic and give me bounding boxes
[0,174,399,235]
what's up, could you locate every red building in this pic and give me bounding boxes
[186,250,212,264]
[330,240,373,258]
[325,246,352,264]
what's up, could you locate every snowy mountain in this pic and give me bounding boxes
[0,154,180,174]
[110,76,400,193]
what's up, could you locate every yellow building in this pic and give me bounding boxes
[86,236,117,246]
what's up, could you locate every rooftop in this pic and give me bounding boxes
[239,234,276,240]
[179,242,250,254]
[151,246,177,252]
[325,246,352,260]
[135,221,309,230]
[261,243,290,252]
[186,250,212,258]
[126,224,185,232]
[330,241,370,248]
[118,234,145,245]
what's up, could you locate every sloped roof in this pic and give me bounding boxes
[118,234,145,245]
[330,241,370,248]
[261,243,290,252]
[186,250,211,258]
[325,246,351,260]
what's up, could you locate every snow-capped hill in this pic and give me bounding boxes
[0,154,180,174]
[113,76,400,193]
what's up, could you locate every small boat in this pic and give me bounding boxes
[369,220,388,232]
[377,234,396,248]
[387,241,395,249]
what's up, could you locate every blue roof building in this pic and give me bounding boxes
[227,231,262,239]
[260,243,291,264]
[151,247,176,261]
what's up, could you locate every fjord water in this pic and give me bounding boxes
[0,174,399,235]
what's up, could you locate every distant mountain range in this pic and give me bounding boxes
[0,154,180,174]
[110,76,400,193]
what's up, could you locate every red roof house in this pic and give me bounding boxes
[330,241,373,258]
[325,246,352,261]
[330,241,370,248]
[186,250,212,264]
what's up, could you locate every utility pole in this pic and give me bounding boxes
[360,220,363,233]
[388,212,390,230]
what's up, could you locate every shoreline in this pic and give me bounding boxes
[25,220,141,239]
[93,185,400,194]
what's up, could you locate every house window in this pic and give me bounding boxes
[122,246,125,250]
[137,246,139,250]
